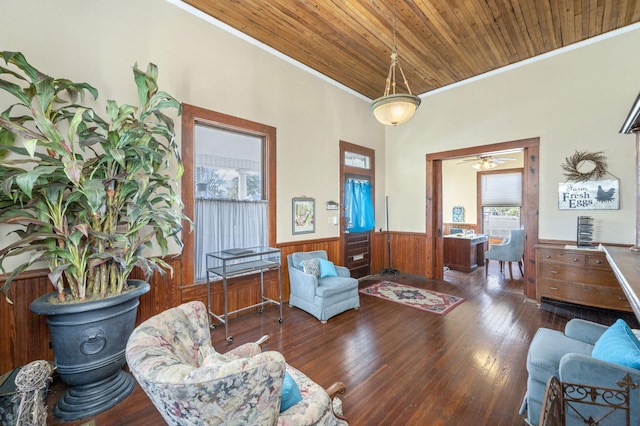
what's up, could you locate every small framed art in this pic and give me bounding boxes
[292,197,315,234]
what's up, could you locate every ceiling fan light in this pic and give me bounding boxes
[370,94,421,126]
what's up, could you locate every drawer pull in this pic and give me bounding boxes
[573,258,579,262]
[545,255,551,259]
[549,286,559,291]
[549,270,558,274]
[595,260,602,264]
[352,254,365,261]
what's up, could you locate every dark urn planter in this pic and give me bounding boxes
[29,279,150,421]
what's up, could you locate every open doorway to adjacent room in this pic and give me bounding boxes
[425,138,539,299]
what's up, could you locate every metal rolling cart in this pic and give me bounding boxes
[206,247,283,342]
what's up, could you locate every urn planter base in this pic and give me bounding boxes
[30,280,150,421]
[54,369,134,421]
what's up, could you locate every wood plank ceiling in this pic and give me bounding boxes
[184,0,640,99]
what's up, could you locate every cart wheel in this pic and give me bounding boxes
[209,324,216,329]
[226,336,233,343]
[258,308,263,314]
[279,317,284,323]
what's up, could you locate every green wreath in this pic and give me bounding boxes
[561,150,608,182]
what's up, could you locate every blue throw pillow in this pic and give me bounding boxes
[592,318,640,369]
[280,371,302,412]
[318,258,338,278]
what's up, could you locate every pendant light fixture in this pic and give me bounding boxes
[370,0,421,126]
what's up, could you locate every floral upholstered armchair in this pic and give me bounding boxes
[125,301,348,425]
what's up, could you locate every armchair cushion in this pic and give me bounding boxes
[318,258,338,278]
[300,258,320,277]
[592,319,640,369]
[280,371,303,412]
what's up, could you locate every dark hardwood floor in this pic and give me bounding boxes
[45,262,638,425]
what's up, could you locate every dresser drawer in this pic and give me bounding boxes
[585,254,610,270]
[539,265,618,286]
[538,280,632,311]
[537,249,585,266]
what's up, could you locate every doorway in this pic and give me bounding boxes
[425,138,539,298]
[340,141,375,279]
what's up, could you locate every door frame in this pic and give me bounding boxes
[425,137,539,298]
[340,141,375,276]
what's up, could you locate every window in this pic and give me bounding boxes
[181,105,276,285]
[194,125,267,281]
[479,170,523,239]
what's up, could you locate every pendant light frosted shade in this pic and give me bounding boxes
[370,1,420,126]
[370,93,421,126]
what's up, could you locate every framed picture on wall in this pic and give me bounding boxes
[292,197,315,234]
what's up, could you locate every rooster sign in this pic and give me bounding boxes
[559,179,619,210]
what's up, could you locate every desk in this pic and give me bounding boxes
[206,247,283,342]
[444,234,488,272]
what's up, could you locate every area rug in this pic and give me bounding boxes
[359,281,465,316]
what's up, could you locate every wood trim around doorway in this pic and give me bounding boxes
[425,138,540,298]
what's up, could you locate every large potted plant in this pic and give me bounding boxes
[0,51,189,420]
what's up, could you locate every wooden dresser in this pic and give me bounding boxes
[536,244,632,312]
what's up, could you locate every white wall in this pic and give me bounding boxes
[0,0,386,251]
[2,0,638,253]
[388,27,640,245]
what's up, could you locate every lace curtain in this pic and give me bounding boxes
[194,199,268,281]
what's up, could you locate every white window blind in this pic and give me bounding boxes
[481,172,522,206]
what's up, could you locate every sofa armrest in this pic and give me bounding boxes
[564,319,609,345]
[559,353,640,388]
[335,265,351,278]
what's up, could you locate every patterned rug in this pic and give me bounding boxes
[359,281,465,316]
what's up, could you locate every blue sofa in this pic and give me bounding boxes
[287,250,359,323]
[521,319,640,425]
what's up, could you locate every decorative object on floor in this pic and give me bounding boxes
[30,280,150,421]
[292,197,315,234]
[0,52,190,420]
[126,301,348,425]
[287,250,360,323]
[369,0,420,126]
[359,281,465,316]
[520,318,640,426]
[15,360,53,426]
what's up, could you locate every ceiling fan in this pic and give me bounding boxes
[458,155,517,170]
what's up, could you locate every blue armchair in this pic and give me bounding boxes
[287,250,359,323]
[484,228,524,279]
[521,319,640,425]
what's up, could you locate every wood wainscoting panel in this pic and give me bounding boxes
[388,231,428,276]
[0,256,184,373]
[0,270,53,374]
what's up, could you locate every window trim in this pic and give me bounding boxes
[181,104,276,285]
